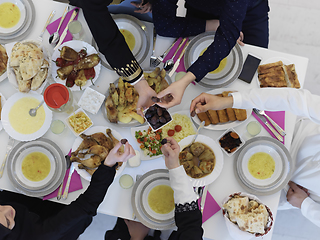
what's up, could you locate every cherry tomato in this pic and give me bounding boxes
[175,125,182,132]
[168,129,175,136]
[84,68,96,80]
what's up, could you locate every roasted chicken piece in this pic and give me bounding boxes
[78,145,109,160]
[81,132,113,150]
[70,155,102,168]
[78,164,97,175]
[105,95,118,123]
[72,136,98,156]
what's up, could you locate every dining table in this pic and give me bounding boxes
[0,0,309,239]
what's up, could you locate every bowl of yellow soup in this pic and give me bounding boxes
[0,0,26,34]
[1,92,52,141]
[131,169,176,230]
[7,138,66,197]
[234,136,293,195]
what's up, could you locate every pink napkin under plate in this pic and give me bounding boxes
[163,37,188,73]
[43,167,83,200]
[46,8,79,45]
[197,189,221,223]
[253,111,285,144]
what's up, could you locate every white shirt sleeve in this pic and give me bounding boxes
[301,197,320,227]
[169,166,198,205]
[231,88,320,124]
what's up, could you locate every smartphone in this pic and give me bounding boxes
[238,53,261,83]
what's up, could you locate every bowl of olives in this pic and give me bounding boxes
[144,104,172,131]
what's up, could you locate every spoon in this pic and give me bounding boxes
[183,121,205,150]
[49,6,69,45]
[29,100,44,117]
[164,38,187,72]
[57,154,72,200]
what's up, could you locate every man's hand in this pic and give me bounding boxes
[104,141,135,167]
[131,1,152,14]
[134,78,157,116]
[161,137,180,170]
[124,219,149,240]
[190,92,233,114]
[287,181,310,208]
[237,31,245,46]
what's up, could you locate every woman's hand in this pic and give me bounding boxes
[104,141,135,167]
[161,137,180,170]
[157,72,195,109]
[124,219,150,240]
[286,181,309,208]
[237,31,245,46]
[190,92,233,114]
[134,78,157,116]
[131,1,152,14]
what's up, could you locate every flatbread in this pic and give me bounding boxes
[236,212,267,234]
[13,67,31,92]
[0,44,8,76]
[19,43,43,80]
[31,67,48,91]
[223,196,249,222]
[284,64,300,88]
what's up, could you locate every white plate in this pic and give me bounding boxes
[6,40,52,94]
[131,169,176,230]
[256,57,294,88]
[241,144,283,187]
[0,0,26,34]
[130,125,163,161]
[0,71,7,82]
[116,19,143,56]
[71,126,126,181]
[51,40,101,91]
[1,92,52,141]
[178,134,224,187]
[0,92,6,131]
[192,88,252,130]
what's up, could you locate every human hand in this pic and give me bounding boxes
[157,72,195,109]
[161,137,180,170]
[104,141,135,167]
[131,1,152,14]
[190,92,233,114]
[237,31,245,46]
[134,78,157,116]
[287,181,310,208]
[124,219,149,240]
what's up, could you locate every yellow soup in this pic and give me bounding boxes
[22,152,51,182]
[200,48,227,74]
[120,29,135,52]
[248,152,275,179]
[148,185,174,214]
[9,97,46,134]
[0,2,21,29]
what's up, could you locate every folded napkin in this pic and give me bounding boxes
[46,8,79,45]
[253,111,285,144]
[43,168,83,200]
[197,189,221,223]
[162,37,188,74]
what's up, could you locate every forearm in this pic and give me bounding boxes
[231,88,320,124]
[301,197,320,227]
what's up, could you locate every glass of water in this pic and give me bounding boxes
[68,20,84,40]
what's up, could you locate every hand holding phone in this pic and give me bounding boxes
[238,54,261,83]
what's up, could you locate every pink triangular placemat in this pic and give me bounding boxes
[46,8,79,45]
[198,190,221,223]
[253,111,285,144]
[43,168,83,200]
[163,37,187,73]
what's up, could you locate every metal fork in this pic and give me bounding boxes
[151,38,179,68]
[38,10,56,42]
[150,27,158,67]
[254,108,286,136]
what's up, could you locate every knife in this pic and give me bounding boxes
[168,39,189,77]
[200,186,208,213]
[254,110,284,142]
[57,154,72,200]
[62,162,75,200]
[0,137,15,178]
[54,8,79,51]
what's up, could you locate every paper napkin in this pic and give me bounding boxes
[43,168,83,200]
[253,111,285,144]
[197,190,221,223]
[46,8,79,45]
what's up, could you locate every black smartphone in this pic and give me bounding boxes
[238,53,261,83]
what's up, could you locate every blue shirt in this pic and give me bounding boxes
[153,0,262,81]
